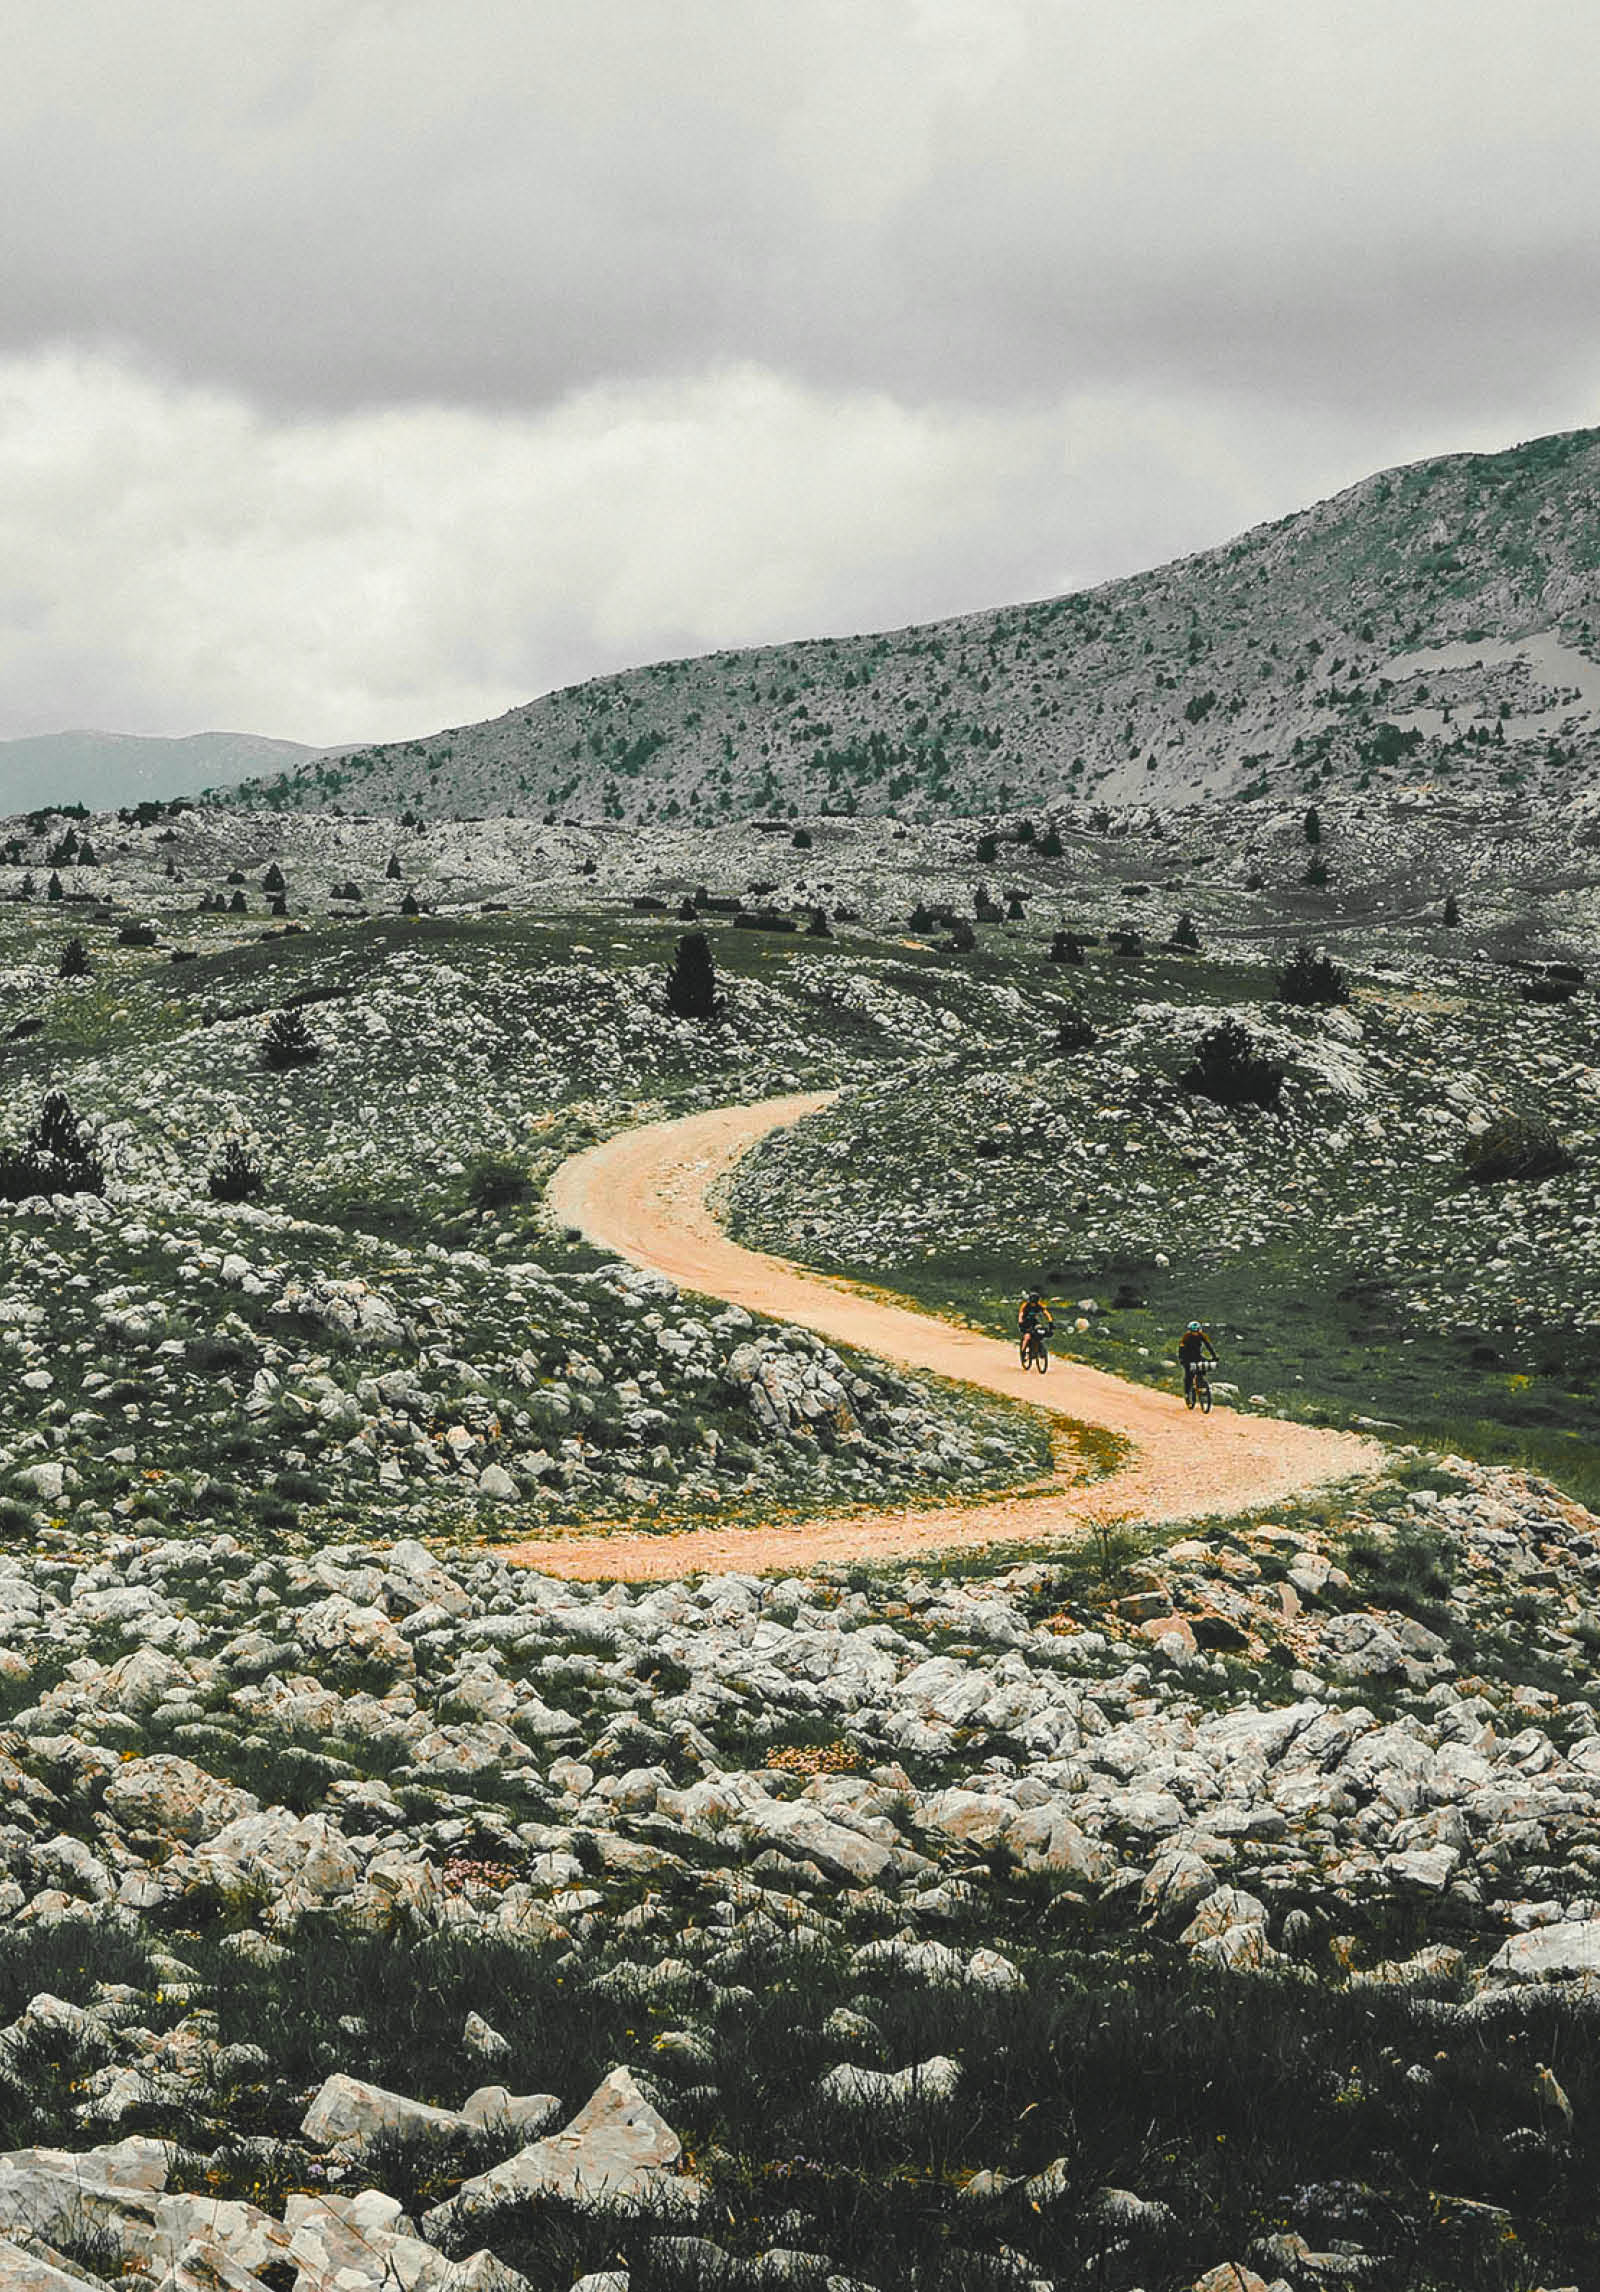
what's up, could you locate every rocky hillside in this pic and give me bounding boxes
[222,425,1600,823]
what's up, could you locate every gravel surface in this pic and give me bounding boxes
[510,1096,1382,1579]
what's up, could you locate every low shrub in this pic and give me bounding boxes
[1055,1005,1098,1053]
[465,1152,533,1214]
[261,1008,321,1069]
[1180,1018,1284,1110]
[1277,943,1350,1005]
[0,1089,106,1200]
[207,1138,265,1203]
[1462,1116,1574,1184]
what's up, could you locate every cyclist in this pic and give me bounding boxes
[1018,1289,1054,1360]
[1178,1320,1219,1405]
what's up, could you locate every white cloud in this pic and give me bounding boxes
[0,2,1598,746]
[1,346,1467,749]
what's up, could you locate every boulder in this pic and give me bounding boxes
[101,1757,257,1844]
[301,2075,471,2153]
[429,2069,681,2229]
[1488,1918,1600,1983]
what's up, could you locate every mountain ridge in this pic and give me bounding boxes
[0,727,325,814]
[218,422,1600,825]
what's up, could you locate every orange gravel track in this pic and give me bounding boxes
[501,1093,1381,1580]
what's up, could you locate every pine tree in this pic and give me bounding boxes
[261,1007,322,1069]
[1303,806,1321,844]
[1277,943,1349,1006]
[57,937,91,979]
[385,854,403,880]
[1048,928,1084,965]
[207,1137,266,1201]
[665,931,721,1021]
[45,872,62,903]
[1180,1018,1284,1109]
[1169,912,1201,952]
[262,862,286,893]
[0,1090,106,1200]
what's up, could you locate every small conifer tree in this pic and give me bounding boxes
[665,931,721,1021]
[208,1137,265,1202]
[45,872,62,903]
[1048,928,1084,965]
[57,937,91,979]
[0,1090,106,1200]
[1442,894,1460,927]
[1169,912,1201,952]
[261,1007,322,1069]
[262,862,286,893]
[1303,806,1321,844]
[385,853,403,880]
[1037,826,1064,858]
[1180,1018,1284,1110]
[1056,1004,1097,1053]
[1277,943,1350,1006]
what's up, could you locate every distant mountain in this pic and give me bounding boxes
[233,424,1600,824]
[0,729,324,816]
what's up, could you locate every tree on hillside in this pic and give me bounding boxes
[1048,928,1084,965]
[1277,943,1350,1006]
[261,1007,322,1070]
[57,937,91,979]
[1180,1018,1284,1110]
[1168,912,1201,952]
[0,1090,106,1201]
[1303,806,1321,845]
[1055,1004,1097,1053]
[665,931,721,1021]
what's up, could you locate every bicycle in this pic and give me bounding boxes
[1020,1326,1050,1374]
[1184,1359,1214,1414]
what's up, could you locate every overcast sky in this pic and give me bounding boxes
[2,0,1598,751]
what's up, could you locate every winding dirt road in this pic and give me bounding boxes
[498,1094,1382,1580]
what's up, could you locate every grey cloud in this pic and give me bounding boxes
[4,0,1599,420]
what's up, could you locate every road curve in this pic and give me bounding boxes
[501,1093,1381,1580]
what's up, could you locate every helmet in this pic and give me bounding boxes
[1186,1320,1202,1332]
[1025,1288,1042,1302]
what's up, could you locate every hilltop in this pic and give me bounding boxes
[221,425,1600,824]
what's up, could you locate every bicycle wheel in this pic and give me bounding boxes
[1198,1374,1213,1414]
[1019,1339,1032,1371]
[1034,1340,1048,1374]
[1184,1376,1196,1410]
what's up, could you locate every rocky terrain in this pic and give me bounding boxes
[0,779,1597,2284]
[218,426,1600,824]
[0,1450,1598,2290]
